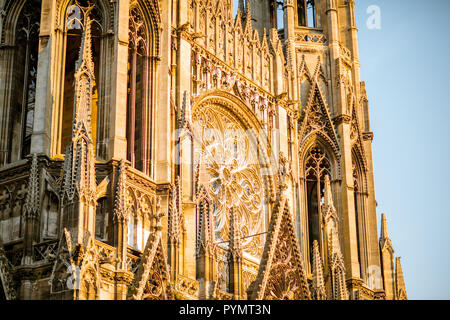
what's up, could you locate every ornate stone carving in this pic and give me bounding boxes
[311,240,326,300]
[24,153,40,218]
[49,228,101,299]
[0,244,16,300]
[175,275,199,299]
[113,160,128,223]
[129,232,173,300]
[322,175,348,300]
[251,197,311,300]
[298,84,341,163]
[168,177,183,246]
[193,103,264,259]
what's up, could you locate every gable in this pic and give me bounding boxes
[250,197,311,300]
[129,232,173,300]
[299,83,340,159]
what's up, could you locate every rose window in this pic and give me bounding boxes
[193,104,264,258]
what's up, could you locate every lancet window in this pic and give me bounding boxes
[60,0,104,153]
[304,145,331,262]
[126,6,149,173]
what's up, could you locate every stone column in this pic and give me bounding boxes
[325,0,361,280]
[30,0,60,157]
[154,0,172,183]
[347,1,382,275]
[107,0,129,161]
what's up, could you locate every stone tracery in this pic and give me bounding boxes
[193,102,265,259]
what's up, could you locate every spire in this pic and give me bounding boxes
[379,213,393,252]
[379,213,395,299]
[328,229,348,300]
[229,207,241,256]
[113,160,128,222]
[74,4,95,77]
[311,240,326,300]
[395,257,407,300]
[196,185,214,256]
[168,177,182,245]
[72,1,96,138]
[380,213,389,240]
[321,174,348,300]
[60,1,98,243]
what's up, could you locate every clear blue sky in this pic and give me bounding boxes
[356,0,450,300]
[232,0,450,299]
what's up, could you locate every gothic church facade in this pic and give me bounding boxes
[0,0,407,300]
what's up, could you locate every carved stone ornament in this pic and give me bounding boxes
[250,197,311,300]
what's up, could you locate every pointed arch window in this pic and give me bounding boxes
[304,145,331,263]
[1,0,41,164]
[126,6,149,173]
[352,157,366,280]
[59,1,104,154]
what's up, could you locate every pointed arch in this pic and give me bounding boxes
[298,127,341,273]
[350,103,369,177]
[250,197,311,300]
[58,0,103,153]
[55,0,113,32]
[48,0,117,159]
[129,232,174,300]
[299,134,340,180]
[299,83,341,163]
[0,0,41,165]
[125,0,161,175]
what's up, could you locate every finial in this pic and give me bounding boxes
[153,196,165,232]
[381,213,389,239]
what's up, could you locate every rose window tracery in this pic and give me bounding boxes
[193,104,264,258]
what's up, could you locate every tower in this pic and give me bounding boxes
[0,0,406,300]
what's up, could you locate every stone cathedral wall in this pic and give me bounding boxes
[0,0,407,300]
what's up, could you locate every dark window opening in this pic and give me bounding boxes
[126,7,148,173]
[298,0,316,28]
[61,3,102,154]
[304,145,330,263]
[8,0,41,162]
